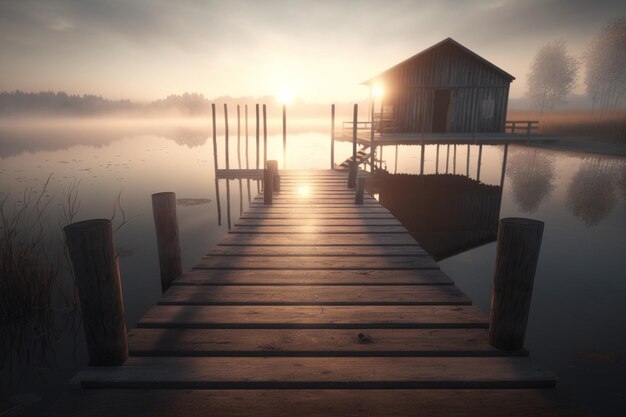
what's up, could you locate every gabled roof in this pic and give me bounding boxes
[363,37,515,85]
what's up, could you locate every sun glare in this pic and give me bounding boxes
[297,186,310,197]
[372,84,384,98]
[277,90,294,105]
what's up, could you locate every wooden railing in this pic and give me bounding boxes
[505,120,539,136]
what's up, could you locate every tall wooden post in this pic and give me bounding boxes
[264,160,277,205]
[489,218,544,350]
[370,99,375,171]
[255,104,260,170]
[245,104,249,169]
[477,144,483,181]
[355,177,365,204]
[282,104,287,169]
[330,104,335,169]
[224,104,230,170]
[348,104,358,188]
[263,104,267,169]
[151,192,183,293]
[237,105,241,169]
[212,103,221,226]
[64,219,128,366]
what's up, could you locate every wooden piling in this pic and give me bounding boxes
[245,104,249,169]
[355,177,365,204]
[224,104,230,170]
[348,104,358,188]
[263,104,267,169]
[151,192,183,293]
[211,103,218,173]
[489,218,544,350]
[63,219,128,366]
[477,144,483,181]
[255,104,260,170]
[330,104,335,169]
[370,100,375,171]
[282,104,287,169]
[264,160,276,205]
[237,105,241,169]
[267,160,280,192]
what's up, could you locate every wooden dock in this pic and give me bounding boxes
[46,170,570,417]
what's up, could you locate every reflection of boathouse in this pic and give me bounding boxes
[373,173,502,260]
[364,38,515,134]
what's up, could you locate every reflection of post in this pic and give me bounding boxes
[263,104,267,169]
[63,219,128,366]
[225,179,231,229]
[477,144,483,181]
[331,104,335,169]
[466,144,470,176]
[380,146,384,170]
[496,143,509,214]
[282,104,287,169]
[211,103,221,226]
[394,144,398,174]
[420,144,425,175]
[489,217,544,350]
[453,144,457,174]
[446,145,450,173]
[436,144,440,174]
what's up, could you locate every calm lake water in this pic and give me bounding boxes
[1,118,625,416]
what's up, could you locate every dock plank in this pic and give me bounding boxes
[194,255,438,270]
[159,285,468,305]
[219,233,419,246]
[43,389,576,417]
[206,245,426,256]
[73,356,556,389]
[173,269,454,285]
[137,305,488,329]
[127,328,521,357]
[228,225,409,234]
[236,218,402,226]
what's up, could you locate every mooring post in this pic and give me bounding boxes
[151,192,183,293]
[355,177,365,204]
[224,103,230,170]
[267,159,280,192]
[263,104,267,169]
[63,219,128,366]
[330,104,335,169]
[348,104,358,188]
[264,160,276,205]
[489,217,544,350]
[282,104,287,169]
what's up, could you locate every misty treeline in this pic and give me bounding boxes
[527,18,626,113]
[0,91,347,118]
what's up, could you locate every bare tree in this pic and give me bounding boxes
[527,40,579,114]
[584,18,626,111]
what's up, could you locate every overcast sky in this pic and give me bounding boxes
[0,0,623,102]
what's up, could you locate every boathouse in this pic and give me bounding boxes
[364,38,515,134]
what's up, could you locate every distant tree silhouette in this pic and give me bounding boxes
[566,159,618,226]
[584,18,626,111]
[506,148,555,213]
[526,40,579,114]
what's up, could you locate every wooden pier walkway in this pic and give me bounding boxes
[46,170,569,417]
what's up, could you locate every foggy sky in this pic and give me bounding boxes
[0,0,623,102]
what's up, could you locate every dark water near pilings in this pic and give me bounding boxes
[0,119,625,416]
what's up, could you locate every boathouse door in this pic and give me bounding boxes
[432,89,451,133]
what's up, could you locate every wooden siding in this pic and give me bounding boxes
[377,42,512,133]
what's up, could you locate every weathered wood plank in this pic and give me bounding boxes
[173,269,454,285]
[228,225,409,234]
[218,233,419,246]
[159,285,468,305]
[245,207,391,213]
[73,357,556,389]
[194,255,437,270]
[236,218,402,226]
[137,305,488,329]
[127,328,523,357]
[241,212,397,219]
[43,389,577,417]
[206,245,426,256]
